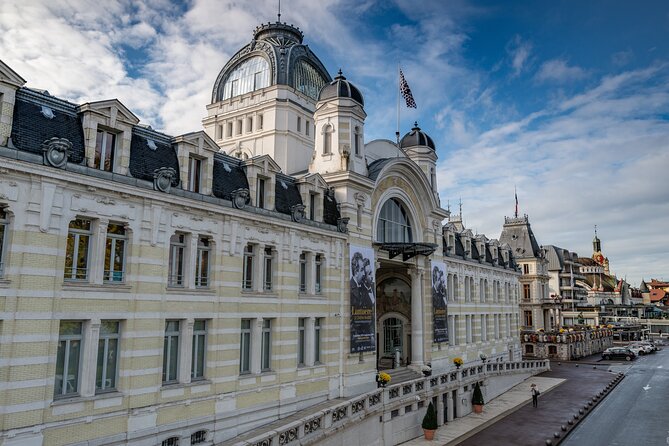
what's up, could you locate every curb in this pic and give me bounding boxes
[543,371,625,445]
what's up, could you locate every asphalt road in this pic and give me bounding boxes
[562,345,669,446]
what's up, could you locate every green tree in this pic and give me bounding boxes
[422,401,438,430]
[472,382,484,405]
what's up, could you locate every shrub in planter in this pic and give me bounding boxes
[472,382,484,413]
[422,401,438,439]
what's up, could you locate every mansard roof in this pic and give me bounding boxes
[275,173,303,216]
[499,215,543,259]
[212,153,250,201]
[10,89,86,164]
[128,127,180,187]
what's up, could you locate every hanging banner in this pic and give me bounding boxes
[349,245,376,353]
[431,261,448,343]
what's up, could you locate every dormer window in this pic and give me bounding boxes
[188,156,203,193]
[257,177,266,208]
[95,129,116,172]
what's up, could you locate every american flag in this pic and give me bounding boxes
[399,69,417,109]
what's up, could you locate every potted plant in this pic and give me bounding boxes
[422,401,438,440]
[453,357,463,369]
[376,372,391,388]
[479,353,487,363]
[422,365,432,377]
[472,382,484,413]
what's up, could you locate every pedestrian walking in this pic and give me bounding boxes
[531,383,539,408]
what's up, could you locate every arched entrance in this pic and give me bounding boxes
[376,277,411,368]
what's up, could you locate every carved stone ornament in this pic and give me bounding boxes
[153,167,177,193]
[231,188,250,209]
[41,137,72,168]
[337,217,350,233]
[290,204,306,223]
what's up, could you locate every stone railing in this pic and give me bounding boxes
[230,359,550,446]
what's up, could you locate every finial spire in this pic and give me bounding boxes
[447,200,450,213]
[278,0,281,22]
[514,186,518,218]
[594,224,598,237]
[459,197,463,217]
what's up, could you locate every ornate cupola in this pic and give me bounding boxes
[203,20,332,175]
[310,70,367,176]
[400,122,439,202]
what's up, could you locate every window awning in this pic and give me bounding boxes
[374,242,438,261]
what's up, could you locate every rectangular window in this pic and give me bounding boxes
[246,116,253,132]
[188,156,202,193]
[0,208,8,277]
[523,284,531,300]
[55,321,83,397]
[298,318,306,366]
[314,318,322,364]
[315,254,322,293]
[242,244,254,290]
[524,311,533,328]
[104,223,126,282]
[297,116,302,132]
[236,119,243,135]
[192,320,206,380]
[94,129,116,172]
[96,320,119,392]
[258,114,264,130]
[257,178,265,208]
[263,247,273,291]
[261,319,272,371]
[230,79,238,97]
[309,194,316,221]
[254,72,263,90]
[168,233,186,287]
[299,252,307,293]
[216,124,223,140]
[163,320,180,383]
[195,236,210,287]
[240,319,251,373]
[65,218,92,281]
[305,120,310,136]
[227,122,233,138]
[523,264,530,274]
[354,132,360,155]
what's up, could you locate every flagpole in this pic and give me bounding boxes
[396,63,400,147]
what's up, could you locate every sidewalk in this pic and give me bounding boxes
[401,362,619,446]
[400,376,565,446]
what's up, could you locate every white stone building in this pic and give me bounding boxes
[0,20,544,446]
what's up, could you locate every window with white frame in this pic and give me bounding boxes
[191,320,206,380]
[261,319,272,371]
[242,244,254,290]
[299,252,307,293]
[263,247,273,291]
[240,319,252,373]
[162,320,180,384]
[94,129,116,172]
[297,318,306,366]
[315,254,323,293]
[168,233,186,287]
[323,124,332,154]
[376,198,412,243]
[55,321,83,397]
[96,320,119,392]
[65,218,92,281]
[195,236,210,287]
[188,156,203,193]
[0,207,8,277]
[314,318,322,364]
[104,223,126,282]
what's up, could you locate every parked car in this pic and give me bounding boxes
[627,344,645,356]
[632,341,656,353]
[602,347,636,361]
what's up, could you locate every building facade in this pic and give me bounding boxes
[0,21,527,446]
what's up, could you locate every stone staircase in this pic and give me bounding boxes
[386,367,424,385]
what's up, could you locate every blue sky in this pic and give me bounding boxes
[1,0,668,286]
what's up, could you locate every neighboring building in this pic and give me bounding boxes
[646,279,669,306]
[499,215,556,331]
[544,244,587,309]
[0,20,536,446]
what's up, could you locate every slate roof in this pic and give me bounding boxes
[470,241,479,259]
[454,233,465,256]
[499,216,543,259]
[212,153,249,201]
[128,128,180,186]
[400,123,435,151]
[319,70,364,106]
[274,173,303,216]
[10,90,86,164]
[497,247,507,267]
[367,158,394,181]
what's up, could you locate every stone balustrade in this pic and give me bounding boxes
[227,359,550,446]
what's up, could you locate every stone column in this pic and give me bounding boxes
[446,392,454,421]
[437,394,445,426]
[409,267,424,366]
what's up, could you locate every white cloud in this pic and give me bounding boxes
[506,35,532,76]
[535,58,587,83]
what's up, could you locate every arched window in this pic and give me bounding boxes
[222,56,270,99]
[376,198,412,243]
[354,126,361,155]
[322,124,333,155]
[293,60,328,100]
